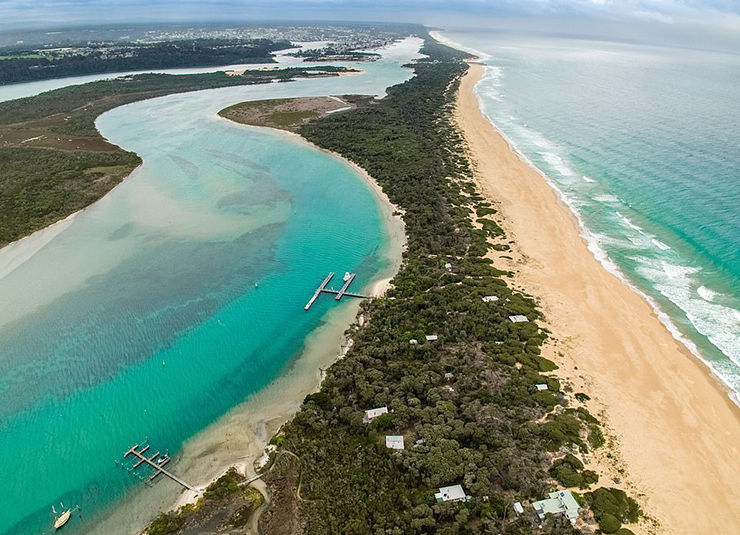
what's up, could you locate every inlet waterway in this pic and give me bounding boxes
[0,38,422,535]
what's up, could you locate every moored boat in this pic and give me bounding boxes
[54,509,71,529]
[52,504,72,530]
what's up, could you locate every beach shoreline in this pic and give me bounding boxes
[456,60,740,534]
[83,121,406,535]
[156,129,406,523]
[0,162,142,278]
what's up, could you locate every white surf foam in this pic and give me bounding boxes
[582,175,595,183]
[652,238,671,250]
[593,194,620,203]
[698,285,717,302]
[636,259,740,373]
[462,55,740,407]
[540,151,576,177]
[615,211,644,232]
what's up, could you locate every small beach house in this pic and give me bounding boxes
[532,489,580,525]
[385,436,405,450]
[363,406,389,423]
[509,315,529,323]
[536,384,548,391]
[482,295,499,303]
[434,484,469,503]
[426,334,439,342]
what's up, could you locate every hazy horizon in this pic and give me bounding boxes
[1,1,739,53]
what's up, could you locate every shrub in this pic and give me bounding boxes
[549,454,598,489]
[586,487,641,531]
[203,467,245,501]
[589,426,606,449]
[599,513,622,533]
[146,512,184,535]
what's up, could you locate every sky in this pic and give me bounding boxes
[1,0,739,50]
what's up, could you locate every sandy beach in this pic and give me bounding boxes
[457,63,740,534]
[79,124,406,535]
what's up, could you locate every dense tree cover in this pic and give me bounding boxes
[0,66,353,245]
[0,67,355,137]
[584,488,640,534]
[258,36,640,534]
[289,48,381,61]
[0,38,292,85]
[146,468,264,535]
[0,147,140,245]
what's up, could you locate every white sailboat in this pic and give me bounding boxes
[52,503,72,529]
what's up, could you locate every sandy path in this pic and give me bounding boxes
[457,63,740,535]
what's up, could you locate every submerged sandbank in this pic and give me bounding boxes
[79,128,406,535]
[457,62,740,534]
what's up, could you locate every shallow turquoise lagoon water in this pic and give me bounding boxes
[0,39,422,535]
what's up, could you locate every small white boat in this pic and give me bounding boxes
[343,272,351,282]
[53,508,71,529]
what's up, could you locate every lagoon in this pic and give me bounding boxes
[0,37,421,535]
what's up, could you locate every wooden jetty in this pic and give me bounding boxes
[304,272,370,311]
[335,272,356,300]
[304,272,335,310]
[124,443,199,493]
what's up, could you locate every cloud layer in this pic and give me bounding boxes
[1,0,739,33]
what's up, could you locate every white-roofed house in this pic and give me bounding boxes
[532,489,580,525]
[385,435,405,450]
[482,295,499,303]
[363,406,389,423]
[509,315,529,323]
[536,383,548,391]
[513,502,524,515]
[434,484,469,503]
[426,334,438,342]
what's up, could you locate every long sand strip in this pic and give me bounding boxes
[457,63,740,535]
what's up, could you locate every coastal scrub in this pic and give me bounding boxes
[240,34,642,534]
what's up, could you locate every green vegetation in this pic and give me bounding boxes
[549,454,599,489]
[0,38,293,85]
[0,66,355,247]
[219,95,358,132]
[584,487,641,534]
[0,147,140,245]
[146,467,263,535]
[247,34,641,535]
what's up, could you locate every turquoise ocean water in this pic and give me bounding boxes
[0,39,422,535]
[441,30,740,397]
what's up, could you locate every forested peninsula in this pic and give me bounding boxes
[0,39,292,85]
[179,36,642,535]
[0,65,354,247]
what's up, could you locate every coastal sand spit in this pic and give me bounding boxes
[457,62,740,534]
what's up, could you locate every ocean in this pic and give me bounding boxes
[440,30,740,399]
[0,38,421,535]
